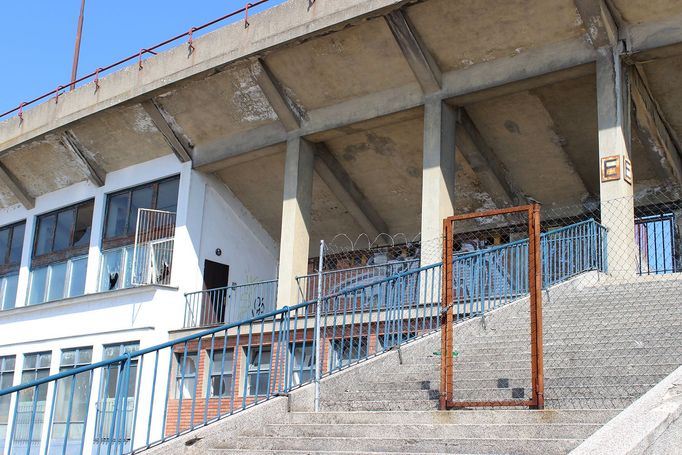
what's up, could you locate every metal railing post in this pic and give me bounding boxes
[314,240,325,413]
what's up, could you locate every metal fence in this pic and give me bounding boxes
[635,213,677,275]
[131,209,176,287]
[183,280,278,329]
[440,195,682,412]
[0,262,442,455]
[296,259,419,303]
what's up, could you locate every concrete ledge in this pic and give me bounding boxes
[569,365,682,455]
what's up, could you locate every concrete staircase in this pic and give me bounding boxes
[160,273,682,454]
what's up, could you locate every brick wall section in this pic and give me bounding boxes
[164,317,436,436]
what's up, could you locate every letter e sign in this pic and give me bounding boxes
[601,156,621,182]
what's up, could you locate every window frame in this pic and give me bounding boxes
[289,342,314,387]
[101,176,180,250]
[208,348,235,398]
[0,221,26,276]
[174,351,199,400]
[244,346,272,397]
[32,200,94,268]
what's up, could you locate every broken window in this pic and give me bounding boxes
[0,221,25,310]
[29,201,93,305]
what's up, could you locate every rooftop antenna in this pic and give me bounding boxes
[70,0,86,91]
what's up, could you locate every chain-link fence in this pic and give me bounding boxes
[441,192,682,410]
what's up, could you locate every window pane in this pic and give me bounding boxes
[53,209,76,252]
[156,178,179,213]
[36,214,57,256]
[1,273,18,310]
[100,249,122,291]
[68,257,88,298]
[0,229,9,265]
[104,193,130,239]
[73,203,93,248]
[29,267,48,305]
[210,350,234,374]
[9,223,25,264]
[47,262,67,301]
[128,187,154,236]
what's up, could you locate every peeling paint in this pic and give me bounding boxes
[231,67,278,123]
[132,108,157,134]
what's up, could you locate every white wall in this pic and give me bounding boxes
[196,173,278,287]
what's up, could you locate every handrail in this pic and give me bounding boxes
[184,279,278,298]
[0,0,272,120]
[0,218,608,454]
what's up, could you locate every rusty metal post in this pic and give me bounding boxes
[70,0,86,91]
[439,218,454,410]
[528,202,544,409]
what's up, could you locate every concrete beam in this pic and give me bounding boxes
[574,0,618,48]
[0,162,34,209]
[314,143,388,237]
[60,130,105,187]
[630,66,682,185]
[252,59,302,131]
[195,38,597,171]
[457,109,524,205]
[456,119,514,208]
[141,99,193,162]
[384,10,441,93]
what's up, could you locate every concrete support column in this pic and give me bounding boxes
[420,97,456,266]
[276,137,314,307]
[596,46,637,276]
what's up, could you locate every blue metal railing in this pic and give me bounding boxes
[0,265,442,455]
[451,219,607,320]
[635,213,677,275]
[0,219,606,454]
[296,259,419,303]
[183,280,278,329]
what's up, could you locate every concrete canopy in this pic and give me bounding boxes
[0,0,682,244]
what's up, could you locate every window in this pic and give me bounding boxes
[245,347,271,396]
[14,352,51,455]
[0,356,15,453]
[102,176,179,243]
[209,349,234,397]
[33,201,93,262]
[99,177,179,291]
[93,343,139,450]
[48,348,92,455]
[290,343,314,387]
[28,256,88,305]
[29,201,93,305]
[331,338,368,370]
[0,222,25,310]
[174,351,199,399]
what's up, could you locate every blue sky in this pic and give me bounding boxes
[0,0,286,116]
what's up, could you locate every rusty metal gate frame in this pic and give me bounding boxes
[440,203,544,410]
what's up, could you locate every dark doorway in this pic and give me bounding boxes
[201,260,230,326]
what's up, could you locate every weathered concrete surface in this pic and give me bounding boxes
[1,0,682,250]
[570,365,682,455]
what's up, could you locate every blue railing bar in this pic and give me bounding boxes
[183,279,278,297]
[0,303,314,397]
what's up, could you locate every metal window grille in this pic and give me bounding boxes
[131,209,176,286]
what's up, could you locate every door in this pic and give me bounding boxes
[202,260,230,325]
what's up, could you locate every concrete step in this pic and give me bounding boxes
[260,422,602,440]
[369,362,678,382]
[211,435,584,454]
[284,409,619,425]
[321,399,439,411]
